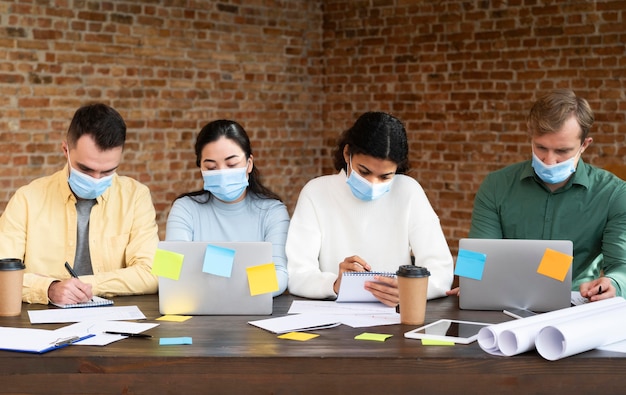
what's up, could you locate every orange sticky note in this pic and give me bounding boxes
[536,248,573,281]
[278,332,319,341]
[246,262,279,296]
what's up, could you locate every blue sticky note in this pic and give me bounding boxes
[159,337,193,345]
[202,244,236,278]
[454,249,487,280]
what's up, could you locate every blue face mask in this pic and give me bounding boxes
[531,150,579,184]
[67,163,114,200]
[346,158,393,201]
[202,166,249,202]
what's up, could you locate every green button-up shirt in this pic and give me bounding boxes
[469,159,626,296]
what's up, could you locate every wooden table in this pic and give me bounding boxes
[1,294,625,394]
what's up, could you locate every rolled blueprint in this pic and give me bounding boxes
[535,302,626,360]
[477,297,626,356]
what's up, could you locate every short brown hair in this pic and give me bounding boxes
[527,89,594,143]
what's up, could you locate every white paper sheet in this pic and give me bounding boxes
[28,305,146,324]
[288,300,396,315]
[287,300,399,327]
[477,297,626,357]
[248,314,341,334]
[597,339,626,353]
[55,321,159,346]
[0,326,91,353]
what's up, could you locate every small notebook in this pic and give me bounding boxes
[51,296,114,309]
[336,272,396,303]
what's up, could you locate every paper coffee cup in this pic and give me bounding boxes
[0,258,25,317]
[396,265,430,325]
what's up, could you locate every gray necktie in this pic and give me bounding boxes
[73,198,96,276]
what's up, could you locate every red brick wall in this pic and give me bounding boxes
[322,0,626,254]
[0,0,324,240]
[1,0,625,254]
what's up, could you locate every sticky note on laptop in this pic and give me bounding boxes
[454,249,487,280]
[536,248,573,282]
[246,263,279,296]
[202,244,236,278]
[152,248,184,280]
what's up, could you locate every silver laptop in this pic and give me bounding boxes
[458,238,573,312]
[157,241,273,315]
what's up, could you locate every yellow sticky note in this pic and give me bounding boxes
[277,332,319,341]
[246,262,279,296]
[536,248,573,282]
[421,338,455,346]
[152,249,184,280]
[354,332,393,342]
[157,315,192,322]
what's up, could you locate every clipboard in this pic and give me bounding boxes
[0,327,95,354]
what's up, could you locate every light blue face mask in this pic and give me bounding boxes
[346,158,393,201]
[531,150,579,184]
[67,163,114,200]
[202,166,249,202]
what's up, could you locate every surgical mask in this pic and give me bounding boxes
[202,166,249,202]
[345,158,393,201]
[531,150,579,184]
[67,163,114,200]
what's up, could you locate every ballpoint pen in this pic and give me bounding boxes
[104,331,152,338]
[64,261,93,302]
[64,262,79,279]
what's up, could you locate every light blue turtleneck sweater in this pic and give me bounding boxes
[165,192,289,296]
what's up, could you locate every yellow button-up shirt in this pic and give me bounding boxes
[0,166,159,304]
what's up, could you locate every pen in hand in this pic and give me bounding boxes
[64,262,79,279]
[598,285,603,295]
[64,261,92,302]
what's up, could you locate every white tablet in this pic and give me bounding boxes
[404,319,491,344]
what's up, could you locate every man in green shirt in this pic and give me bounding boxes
[449,89,626,300]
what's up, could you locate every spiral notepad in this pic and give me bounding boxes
[336,272,396,303]
[51,296,114,309]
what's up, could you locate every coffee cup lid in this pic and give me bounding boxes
[0,259,25,271]
[396,265,430,278]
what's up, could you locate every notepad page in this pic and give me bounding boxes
[336,272,396,303]
[51,295,114,309]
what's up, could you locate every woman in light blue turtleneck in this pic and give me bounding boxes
[165,120,289,296]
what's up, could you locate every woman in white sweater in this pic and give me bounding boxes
[286,112,453,306]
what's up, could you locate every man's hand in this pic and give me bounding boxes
[579,277,615,302]
[48,278,93,305]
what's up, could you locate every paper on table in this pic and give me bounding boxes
[28,305,146,324]
[339,314,401,328]
[287,300,399,327]
[0,326,92,353]
[288,300,396,315]
[477,297,626,357]
[535,302,626,360]
[249,314,341,334]
[597,339,626,353]
[56,321,159,346]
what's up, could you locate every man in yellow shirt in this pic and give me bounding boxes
[0,103,159,304]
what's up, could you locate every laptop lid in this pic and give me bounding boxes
[458,238,573,312]
[157,241,273,315]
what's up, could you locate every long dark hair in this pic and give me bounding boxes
[176,119,282,203]
[332,111,409,173]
